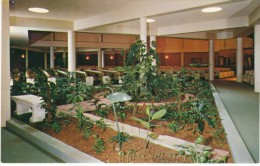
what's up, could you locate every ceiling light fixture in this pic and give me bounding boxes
[146,18,155,23]
[28,7,49,14]
[201,7,222,13]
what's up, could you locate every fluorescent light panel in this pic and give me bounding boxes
[28,7,49,14]
[146,18,155,23]
[201,7,222,13]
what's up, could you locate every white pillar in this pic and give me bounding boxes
[62,49,66,59]
[150,35,156,66]
[50,46,54,68]
[236,38,243,83]
[150,35,156,49]
[97,48,102,68]
[254,25,260,92]
[101,50,105,68]
[62,49,66,68]
[209,40,215,81]
[44,52,48,69]
[1,0,10,127]
[68,31,76,72]
[140,16,147,51]
[25,49,28,69]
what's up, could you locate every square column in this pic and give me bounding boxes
[254,25,260,92]
[97,48,103,68]
[50,46,54,68]
[236,38,243,83]
[150,35,156,66]
[44,52,48,69]
[1,0,10,127]
[101,50,105,68]
[25,49,28,69]
[68,31,76,72]
[209,40,215,81]
[140,16,147,52]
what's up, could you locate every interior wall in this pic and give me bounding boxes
[77,52,98,67]
[183,52,209,67]
[10,48,26,72]
[104,54,124,67]
[159,53,181,66]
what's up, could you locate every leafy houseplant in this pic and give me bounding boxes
[131,106,166,148]
[120,40,159,104]
[92,134,105,154]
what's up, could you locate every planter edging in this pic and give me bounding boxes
[211,83,254,163]
[6,118,103,163]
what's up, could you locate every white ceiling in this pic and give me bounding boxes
[9,0,260,47]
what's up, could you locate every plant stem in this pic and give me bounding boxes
[112,103,122,150]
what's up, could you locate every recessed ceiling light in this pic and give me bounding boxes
[146,18,155,23]
[201,7,222,13]
[28,7,49,14]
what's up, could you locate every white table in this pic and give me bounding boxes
[12,95,46,122]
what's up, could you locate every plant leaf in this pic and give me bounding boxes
[197,120,205,133]
[149,132,159,140]
[151,109,167,120]
[145,106,150,117]
[195,135,204,144]
[131,116,144,123]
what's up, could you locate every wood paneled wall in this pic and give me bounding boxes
[159,53,181,66]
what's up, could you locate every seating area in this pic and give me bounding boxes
[159,66,234,80]
[243,70,254,85]
[12,67,124,86]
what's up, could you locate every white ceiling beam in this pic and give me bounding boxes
[157,16,249,36]
[74,0,230,30]
[83,24,140,35]
[10,16,73,31]
[249,6,260,25]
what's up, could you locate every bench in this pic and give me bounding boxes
[76,70,94,85]
[12,95,46,122]
[98,69,123,84]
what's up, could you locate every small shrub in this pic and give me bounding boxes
[92,135,105,154]
[168,121,183,133]
[95,119,108,132]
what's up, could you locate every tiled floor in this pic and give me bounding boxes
[213,78,259,163]
[1,128,63,163]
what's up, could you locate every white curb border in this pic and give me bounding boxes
[211,83,254,163]
[6,118,103,163]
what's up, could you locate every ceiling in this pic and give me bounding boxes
[9,0,260,47]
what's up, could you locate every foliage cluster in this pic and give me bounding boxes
[120,40,177,102]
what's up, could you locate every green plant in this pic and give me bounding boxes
[177,144,227,163]
[74,106,93,133]
[168,121,183,133]
[30,68,63,132]
[120,40,161,105]
[147,73,178,102]
[90,93,109,118]
[212,128,226,145]
[131,106,166,148]
[114,102,129,121]
[95,104,108,118]
[84,128,93,140]
[96,119,108,132]
[66,73,94,133]
[92,135,105,154]
[111,132,132,144]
